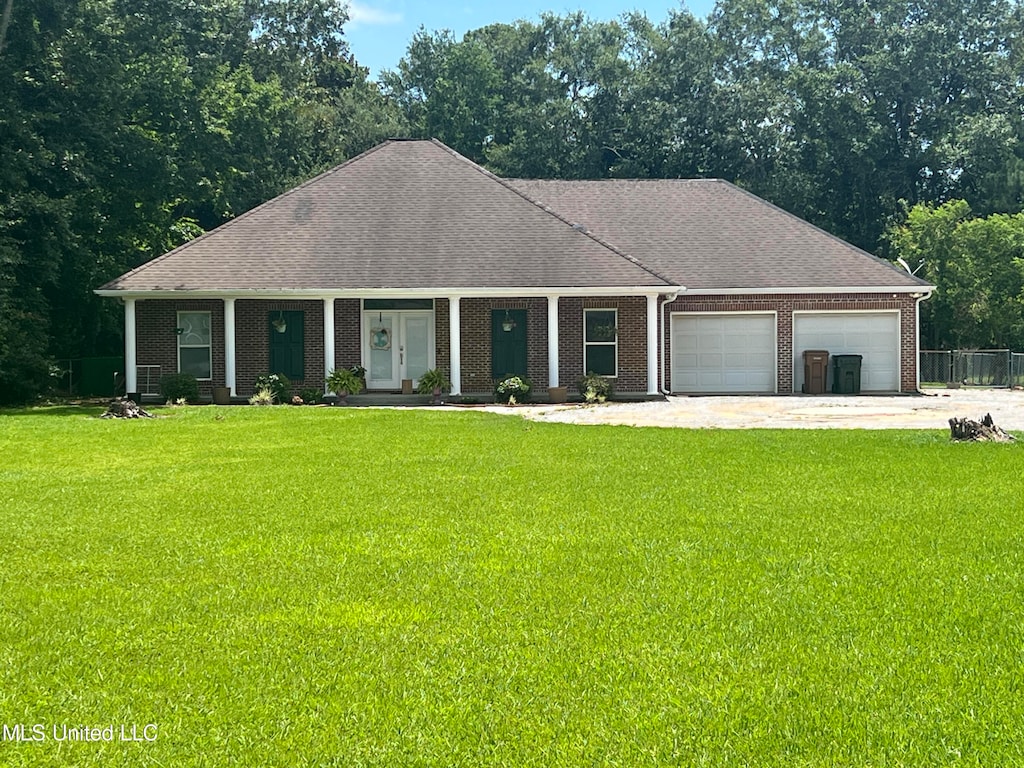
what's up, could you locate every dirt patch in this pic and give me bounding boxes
[483,388,1024,431]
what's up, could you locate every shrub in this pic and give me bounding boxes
[494,375,531,404]
[248,388,275,406]
[298,387,322,405]
[159,373,199,403]
[578,372,614,403]
[253,373,291,404]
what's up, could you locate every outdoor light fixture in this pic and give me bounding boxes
[502,310,516,332]
[272,311,287,334]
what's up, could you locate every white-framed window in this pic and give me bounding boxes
[584,308,618,377]
[177,311,212,380]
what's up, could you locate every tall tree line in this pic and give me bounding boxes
[3,0,1023,403]
[383,0,1024,253]
[0,0,401,403]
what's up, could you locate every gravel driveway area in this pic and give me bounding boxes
[485,388,1024,431]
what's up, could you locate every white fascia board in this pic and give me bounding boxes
[94,285,684,299]
[684,285,935,296]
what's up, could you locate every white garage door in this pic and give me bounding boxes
[793,312,900,392]
[671,313,776,393]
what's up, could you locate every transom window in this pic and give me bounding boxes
[363,299,434,310]
[584,308,617,377]
[177,311,212,380]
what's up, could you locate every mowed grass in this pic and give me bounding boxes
[1,406,1023,767]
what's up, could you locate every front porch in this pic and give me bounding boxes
[122,292,666,400]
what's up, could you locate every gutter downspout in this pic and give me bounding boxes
[659,291,680,396]
[914,291,932,394]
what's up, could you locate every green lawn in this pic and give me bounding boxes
[1,406,1022,766]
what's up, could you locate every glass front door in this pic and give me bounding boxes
[363,310,434,390]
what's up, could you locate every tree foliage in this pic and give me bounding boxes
[889,201,1024,349]
[385,0,1022,251]
[4,0,1024,403]
[0,0,403,404]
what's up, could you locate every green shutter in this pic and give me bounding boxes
[491,309,527,378]
[269,311,305,380]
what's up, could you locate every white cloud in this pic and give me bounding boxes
[346,1,403,27]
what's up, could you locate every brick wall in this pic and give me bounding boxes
[662,293,919,394]
[334,299,361,372]
[236,299,323,396]
[454,296,650,394]
[137,298,331,398]
[135,299,224,397]
[134,292,920,399]
[459,298,549,393]
[556,296,649,393]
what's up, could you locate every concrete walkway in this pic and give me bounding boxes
[480,388,1024,431]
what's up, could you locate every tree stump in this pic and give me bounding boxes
[948,413,1014,442]
[99,397,155,419]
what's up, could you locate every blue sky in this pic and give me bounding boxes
[345,0,718,80]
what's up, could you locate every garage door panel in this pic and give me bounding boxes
[793,313,899,392]
[672,314,776,393]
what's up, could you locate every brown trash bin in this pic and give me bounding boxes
[802,350,829,394]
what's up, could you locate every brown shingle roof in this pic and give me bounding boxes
[100,140,673,292]
[509,178,930,290]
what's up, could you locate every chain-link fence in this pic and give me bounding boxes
[919,350,953,385]
[921,350,1014,387]
[1012,353,1024,388]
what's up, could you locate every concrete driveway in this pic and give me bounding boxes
[490,388,1024,431]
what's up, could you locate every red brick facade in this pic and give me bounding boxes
[132,292,920,399]
[663,293,919,393]
[135,299,225,398]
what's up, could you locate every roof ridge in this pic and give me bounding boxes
[97,141,396,290]
[509,177,722,184]
[427,142,676,287]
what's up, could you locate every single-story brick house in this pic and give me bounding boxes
[96,139,933,399]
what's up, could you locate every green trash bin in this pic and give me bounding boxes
[832,354,862,394]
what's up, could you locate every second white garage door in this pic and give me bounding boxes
[793,312,900,392]
[671,313,776,393]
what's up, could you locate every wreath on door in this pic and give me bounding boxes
[370,325,392,351]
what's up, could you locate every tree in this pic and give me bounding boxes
[0,0,402,404]
[888,201,1024,349]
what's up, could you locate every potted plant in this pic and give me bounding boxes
[417,368,451,405]
[326,367,365,405]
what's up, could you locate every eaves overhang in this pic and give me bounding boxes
[682,285,935,296]
[94,285,686,300]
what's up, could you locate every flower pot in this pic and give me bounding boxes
[212,386,231,405]
[548,386,567,404]
[432,386,442,405]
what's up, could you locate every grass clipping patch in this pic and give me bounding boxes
[949,412,1015,442]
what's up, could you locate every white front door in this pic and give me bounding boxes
[363,310,434,390]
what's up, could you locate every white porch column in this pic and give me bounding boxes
[646,294,659,395]
[223,298,236,395]
[323,297,335,393]
[547,295,560,388]
[448,296,462,396]
[124,298,137,394]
